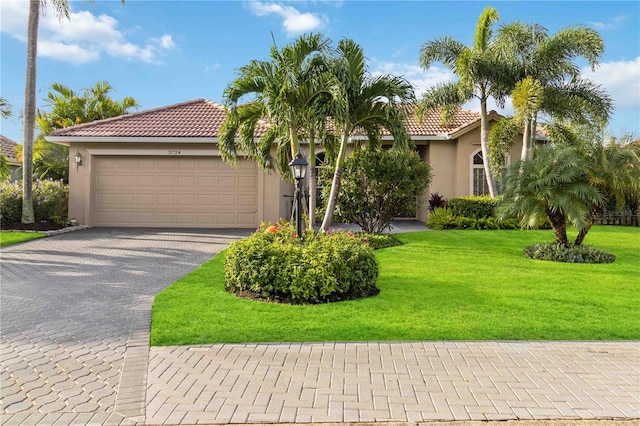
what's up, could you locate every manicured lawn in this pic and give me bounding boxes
[0,231,45,247]
[151,226,640,345]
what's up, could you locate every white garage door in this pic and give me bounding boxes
[93,156,258,227]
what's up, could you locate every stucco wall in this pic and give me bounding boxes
[67,142,289,227]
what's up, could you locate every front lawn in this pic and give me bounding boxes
[151,226,640,345]
[0,231,45,247]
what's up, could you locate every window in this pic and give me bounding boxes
[472,150,490,196]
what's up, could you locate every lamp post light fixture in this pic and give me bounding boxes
[289,151,308,238]
[74,151,83,171]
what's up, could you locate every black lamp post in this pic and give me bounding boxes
[289,151,308,238]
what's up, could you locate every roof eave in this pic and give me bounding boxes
[46,136,220,145]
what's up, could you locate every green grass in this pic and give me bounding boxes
[151,226,640,345]
[0,231,45,247]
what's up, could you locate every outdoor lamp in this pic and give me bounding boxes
[289,151,308,238]
[74,151,83,171]
[289,151,308,180]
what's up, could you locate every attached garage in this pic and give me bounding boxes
[93,156,258,227]
[47,99,291,228]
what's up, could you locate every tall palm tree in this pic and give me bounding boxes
[490,22,612,164]
[319,38,414,232]
[498,144,602,245]
[219,33,331,180]
[22,1,125,222]
[417,6,513,198]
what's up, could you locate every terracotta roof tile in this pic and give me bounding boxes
[49,99,482,139]
[50,99,232,138]
[1,135,20,163]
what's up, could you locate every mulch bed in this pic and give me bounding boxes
[2,222,68,231]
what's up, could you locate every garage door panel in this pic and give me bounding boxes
[94,156,259,227]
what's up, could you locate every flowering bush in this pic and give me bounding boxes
[0,179,68,225]
[224,220,379,304]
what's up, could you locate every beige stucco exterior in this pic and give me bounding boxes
[56,113,523,228]
[66,142,292,227]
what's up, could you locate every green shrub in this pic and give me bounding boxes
[428,207,520,231]
[0,179,68,225]
[320,148,431,233]
[356,232,402,250]
[427,207,456,230]
[224,221,379,304]
[448,196,498,218]
[524,242,615,263]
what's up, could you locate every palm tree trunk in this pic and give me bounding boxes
[520,119,531,162]
[528,114,538,160]
[480,98,498,197]
[22,0,39,224]
[546,207,568,246]
[320,133,349,232]
[575,207,597,246]
[308,128,316,230]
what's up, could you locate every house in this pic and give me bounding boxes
[1,135,22,182]
[46,99,524,228]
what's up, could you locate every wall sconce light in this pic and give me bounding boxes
[74,151,83,171]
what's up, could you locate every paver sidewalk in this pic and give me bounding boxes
[146,341,639,425]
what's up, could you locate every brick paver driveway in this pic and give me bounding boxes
[1,228,248,426]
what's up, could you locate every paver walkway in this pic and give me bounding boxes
[1,228,248,426]
[2,226,639,425]
[146,341,639,424]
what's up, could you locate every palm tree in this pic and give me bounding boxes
[417,6,513,198]
[319,38,414,232]
[220,33,331,179]
[0,97,12,118]
[490,22,613,165]
[22,1,124,223]
[498,144,602,245]
[548,124,640,245]
[27,81,138,182]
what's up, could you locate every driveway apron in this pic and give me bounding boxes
[1,228,248,426]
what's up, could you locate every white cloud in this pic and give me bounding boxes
[248,1,326,36]
[0,2,176,64]
[370,60,455,98]
[205,63,221,73]
[38,41,100,64]
[587,15,629,30]
[581,57,640,108]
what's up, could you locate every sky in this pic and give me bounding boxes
[1,0,639,145]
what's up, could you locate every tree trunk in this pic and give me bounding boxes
[480,98,498,197]
[22,0,39,224]
[575,207,598,246]
[308,129,316,230]
[528,114,537,161]
[320,132,349,232]
[546,207,568,246]
[520,119,531,162]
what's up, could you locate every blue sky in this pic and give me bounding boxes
[1,1,639,144]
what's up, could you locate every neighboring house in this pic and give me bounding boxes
[46,99,524,228]
[1,135,22,182]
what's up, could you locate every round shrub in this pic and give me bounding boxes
[224,221,379,304]
[448,196,498,219]
[524,242,615,264]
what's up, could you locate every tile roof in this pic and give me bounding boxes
[49,99,482,139]
[1,135,20,164]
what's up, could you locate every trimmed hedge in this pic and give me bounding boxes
[224,221,379,304]
[448,196,498,219]
[0,179,68,225]
[524,242,616,264]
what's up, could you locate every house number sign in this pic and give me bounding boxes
[167,149,181,155]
